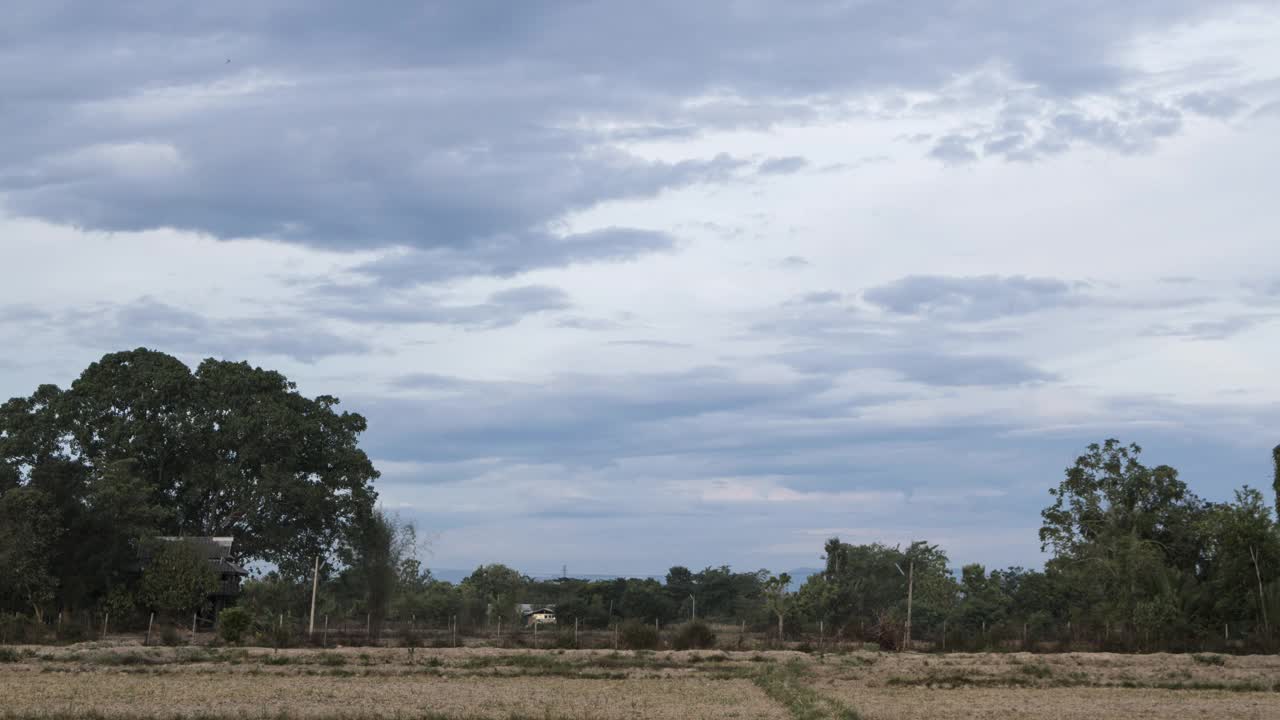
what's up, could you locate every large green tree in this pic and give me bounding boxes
[0,348,380,615]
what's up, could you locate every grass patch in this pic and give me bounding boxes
[754,660,861,720]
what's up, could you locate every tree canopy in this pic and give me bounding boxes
[0,348,379,616]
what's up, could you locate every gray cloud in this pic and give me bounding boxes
[348,227,678,286]
[794,291,843,305]
[1179,91,1246,118]
[1144,314,1278,341]
[312,284,572,329]
[778,256,811,269]
[777,348,1055,387]
[0,0,1250,273]
[59,297,371,363]
[758,156,809,175]
[863,275,1080,320]
[606,340,692,349]
[929,134,979,165]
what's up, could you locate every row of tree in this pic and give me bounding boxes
[2,351,1278,652]
[237,441,1280,652]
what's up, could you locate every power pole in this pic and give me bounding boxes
[308,555,320,638]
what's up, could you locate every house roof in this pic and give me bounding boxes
[146,536,249,576]
[517,604,556,615]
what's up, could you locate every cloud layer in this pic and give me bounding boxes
[3,1,1280,573]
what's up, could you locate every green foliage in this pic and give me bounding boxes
[1192,652,1226,666]
[217,607,254,645]
[139,540,218,616]
[671,620,717,650]
[619,620,660,650]
[160,624,184,646]
[0,487,63,620]
[0,349,380,618]
[1273,445,1280,519]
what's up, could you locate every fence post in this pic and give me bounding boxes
[102,612,109,641]
[191,613,197,644]
[452,616,457,648]
[613,622,618,650]
[146,612,154,646]
[323,615,329,648]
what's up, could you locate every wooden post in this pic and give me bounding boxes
[323,615,329,648]
[904,560,914,652]
[574,618,579,647]
[1250,546,1270,634]
[613,623,618,650]
[146,612,155,646]
[451,616,457,648]
[191,613,197,644]
[942,619,947,651]
[819,620,824,651]
[308,555,320,638]
[533,620,537,648]
[366,612,371,644]
[497,616,502,641]
[102,612,109,640]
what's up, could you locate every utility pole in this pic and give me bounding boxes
[309,555,320,638]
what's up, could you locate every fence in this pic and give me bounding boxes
[2,611,1274,655]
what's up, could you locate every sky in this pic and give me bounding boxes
[3,1,1280,577]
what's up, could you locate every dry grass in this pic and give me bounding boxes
[2,645,1277,719]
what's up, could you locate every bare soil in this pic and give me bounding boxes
[1,644,1276,719]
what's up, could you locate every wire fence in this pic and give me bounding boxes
[2,610,1275,655]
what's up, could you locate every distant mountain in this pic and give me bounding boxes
[784,567,823,591]
[429,567,823,589]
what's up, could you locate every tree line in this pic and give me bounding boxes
[2,351,1278,652]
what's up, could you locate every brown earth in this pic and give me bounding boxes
[1,644,1277,719]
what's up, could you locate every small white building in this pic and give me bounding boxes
[517,604,557,626]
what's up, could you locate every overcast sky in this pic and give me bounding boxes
[3,1,1280,576]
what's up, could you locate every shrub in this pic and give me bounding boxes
[671,621,716,650]
[620,620,660,650]
[58,622,87,643]
[160,625,184,646]
[553,631,577,649]
[217,607,254,645]
[402,627,421,650]
[0,614,47,644]
[1193,653,1226,666]
[0,647,20,663]
[269,619,294,649]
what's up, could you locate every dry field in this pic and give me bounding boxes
[1,644,1278,719]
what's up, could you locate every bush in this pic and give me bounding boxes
[58,622,87,644]
[160,625,185,646]
[218,607,254,645]
[671,621,716,650]
[620,620,659,650]
[553,631,577,649]
[0,647,20,663]
[0,614,47,644]
[1193,653,1226,666]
